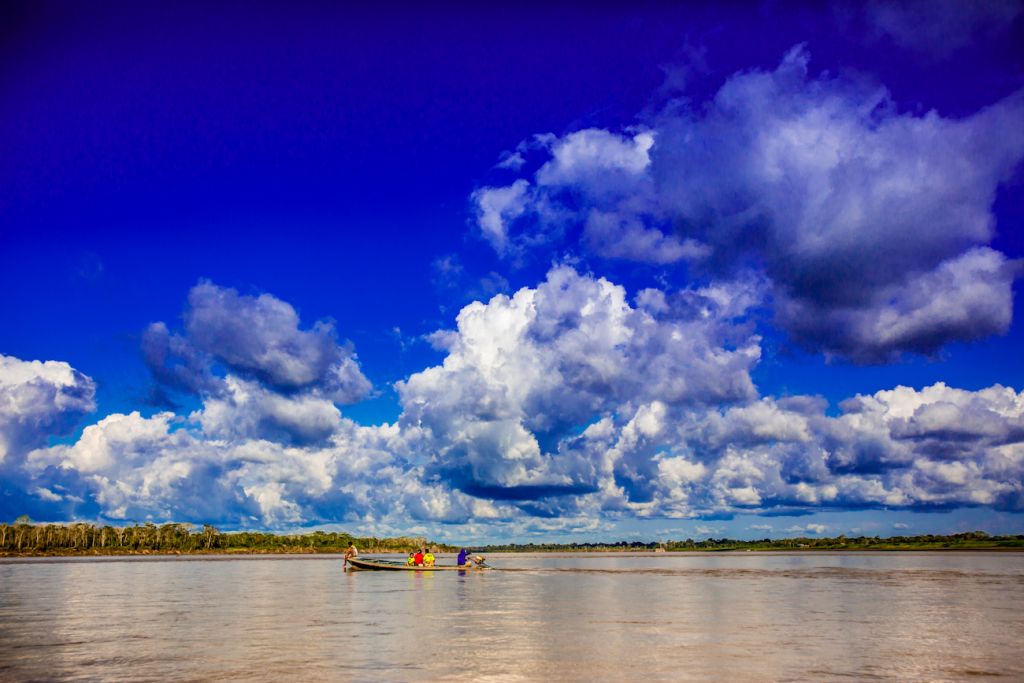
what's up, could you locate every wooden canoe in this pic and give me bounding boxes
[345,556,490,571]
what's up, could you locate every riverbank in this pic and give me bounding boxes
[1,547,418,558]
[0,521,454,557]
[3,523,1021,557]
[480,533,1024,553]
[5,539,1023,558]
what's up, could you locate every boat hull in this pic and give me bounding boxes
[345,557,490,571]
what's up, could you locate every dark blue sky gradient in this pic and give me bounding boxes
[3,2,703,420]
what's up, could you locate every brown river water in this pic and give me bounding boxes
[1,552,1022,681]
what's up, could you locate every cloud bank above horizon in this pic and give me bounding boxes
[3,264,1023,538]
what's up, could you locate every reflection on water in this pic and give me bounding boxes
[1,552,1022,681]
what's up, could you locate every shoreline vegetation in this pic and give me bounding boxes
[0,520,455,557]
[1,521,1022,557]
[480,531,1024,553]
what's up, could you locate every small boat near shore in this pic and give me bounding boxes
[346,556,491,571]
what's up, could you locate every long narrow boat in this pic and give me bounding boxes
[345,556,490,571]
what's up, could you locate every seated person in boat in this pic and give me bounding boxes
[424,549,435,566]
[342,540,358,569]
[413,548,424,566]
[406,552,416,566]
[457,548,469,566]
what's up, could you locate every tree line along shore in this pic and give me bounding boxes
[0,520,455,556]
[479,531,1024,552]
[1,521,1021,556]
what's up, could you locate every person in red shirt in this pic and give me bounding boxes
[413,549,424,566]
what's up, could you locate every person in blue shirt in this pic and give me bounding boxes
[457,548,469,566]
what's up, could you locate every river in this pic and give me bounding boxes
[1,552,1022,681]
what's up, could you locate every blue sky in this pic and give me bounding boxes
[2,1,1024,542]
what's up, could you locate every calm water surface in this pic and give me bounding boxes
[1,552,1022,681]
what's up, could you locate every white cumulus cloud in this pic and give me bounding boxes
[396,264,761,499]
[0,354,95,467]
[144,282,371,402]
[472,46,1024,362]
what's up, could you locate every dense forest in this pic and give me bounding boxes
[0,518,455,556]
[481,531,1024,552]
